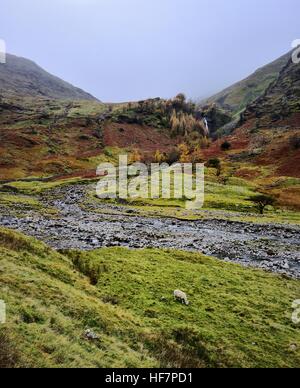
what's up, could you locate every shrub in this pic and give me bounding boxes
[178,143,191,163]
[207,158,222,176]
[79,134,91,141]
[104,148,113,157]
[207,158,220,169]
[190,147,204,163]
[154,150,166,163]
[166,149,180,165]
[250,194,276,215]
[129,149,142,164]
[290,137,300,150]
[221,141,232,151]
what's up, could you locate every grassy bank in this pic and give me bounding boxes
[0,227,299,368]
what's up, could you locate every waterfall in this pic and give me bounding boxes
[203,117,209,134]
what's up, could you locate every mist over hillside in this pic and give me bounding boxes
[201,52,291,115]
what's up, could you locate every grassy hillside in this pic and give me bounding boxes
[0,97,108,180]
[199,60,300,211]
[202,52,290,114]
[0,227,299,368]
[1,161,300,223]
[0,95,205,180]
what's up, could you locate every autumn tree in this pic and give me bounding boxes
[179,113,188,136]
[199,137,210,149]
[190,146,203,164]
[129,149,142,164]
[154,150,166,163]
[170,110,180,136]
[175,93,186,105]
[178,143,191,163]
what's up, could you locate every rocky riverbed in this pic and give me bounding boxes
[0,184,300,278]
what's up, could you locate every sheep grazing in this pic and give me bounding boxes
[174,290,190,306]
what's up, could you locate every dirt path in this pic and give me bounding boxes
[0,184,299,278]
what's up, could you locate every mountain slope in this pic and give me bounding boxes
[0,96,201,180]
[241,58,300,126]
[0,54,97,101]
[202,52,290,114]
[204,58,300,185]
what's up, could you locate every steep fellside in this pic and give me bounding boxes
[241,58,300,127]
[202,52,290,114]
[0,54,97,101]
[200,57,300,212]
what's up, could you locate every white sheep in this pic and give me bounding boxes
[174,290,190,306]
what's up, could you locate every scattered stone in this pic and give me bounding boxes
[289,344,297,351]
[84,329,99,340]
[281,261,290,270]
[1,182,299,279]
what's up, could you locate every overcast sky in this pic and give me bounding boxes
[1,0,299,102]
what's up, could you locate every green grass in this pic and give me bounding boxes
[3,163,286,225]
[204,181,256,212]
[0,193,41,208]
[88,172,300,224]
[92,169,257,212]
[0,177,97,196]
[0,227,299,368]
[0,192,58,218]
[0,228,157,368]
